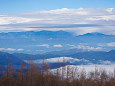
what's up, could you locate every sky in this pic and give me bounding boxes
[0,0,115,35]
[0,0,115,13]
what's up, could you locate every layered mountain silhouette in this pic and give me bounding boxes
[0,31,115,68]
[0,31,115,54]
[0,50,115,69]
[13,50,115,63]
[0,51,23,65]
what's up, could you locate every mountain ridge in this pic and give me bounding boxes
[0,30,115,54]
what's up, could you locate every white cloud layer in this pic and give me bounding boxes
[53,44,63,47]
[0,8,115,35]
[99,42,115,47]
[67,44,103,51]
[0,48,24,51]
[44,57,80,63]
[51,64,115,75]
[76,45,103,51]
[33,44,49,48]
[25,57,89,64]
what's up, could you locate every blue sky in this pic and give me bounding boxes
[0,0,115,35]
[0,0,115,13]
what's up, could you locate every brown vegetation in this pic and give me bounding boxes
[0,58,115,86]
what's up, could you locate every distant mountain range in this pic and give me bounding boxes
[13,50,115,62]
[0,51,23,65]
[0,50,115,69]
[0,30,115,69]
[0,31,115,54]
